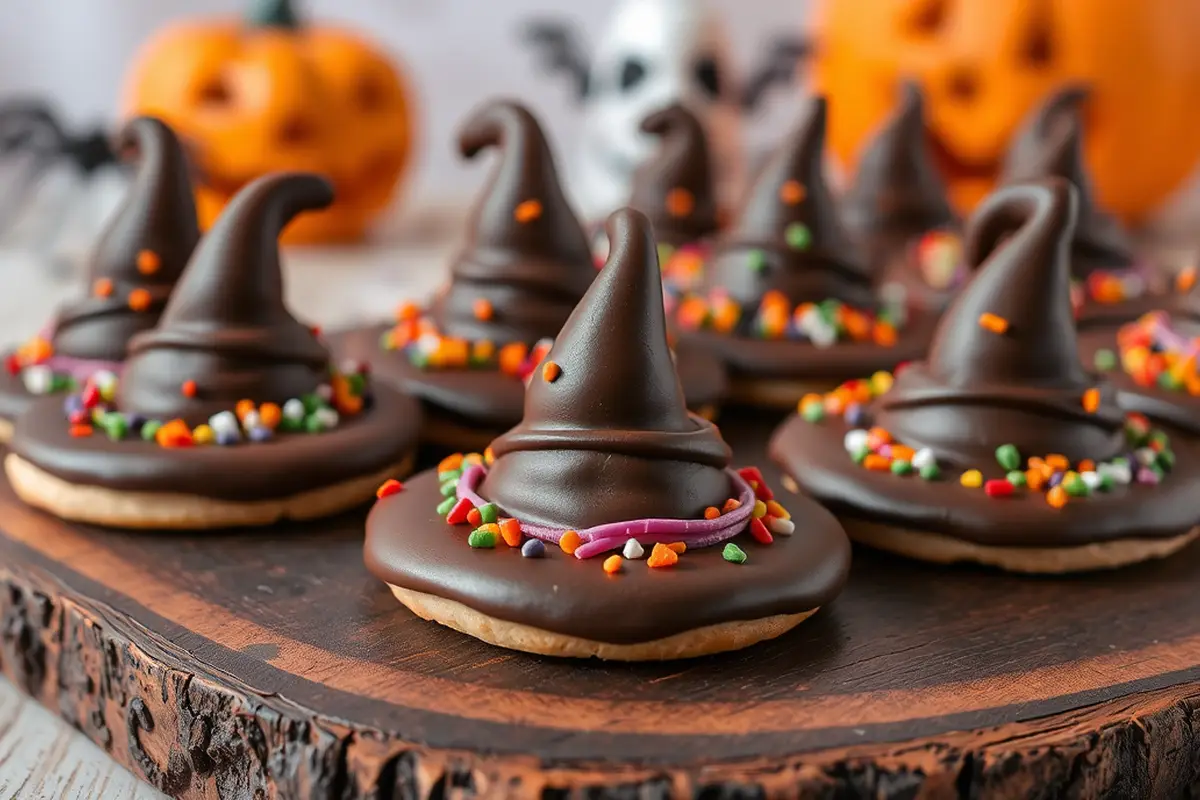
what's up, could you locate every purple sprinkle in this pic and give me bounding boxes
[124,413,146,432]
[1137,467,1160,485]
[877,444,893,459]
[361,391,375,411]
[1047,471,1065,488]
[844,403,866,426]
[62,395,83,417]
[248,425,274,443]
[521,539,545,558]
[215,430,240,446]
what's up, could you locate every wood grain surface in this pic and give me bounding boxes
[2,410,1200,798]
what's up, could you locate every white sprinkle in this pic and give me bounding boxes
[622,538,645,560]
[282,398,305,421]
[808,322,837,348]
[315,407,339,429]
[1080,471,1102,491]
[912,448,936,470]
[22,365,52,395]
[241,410,261,431]
[768,517,795,536]
[209,411,239,435]
[316,384,334,402]
[1099,461,1132,485]
[339,358,361,375]
[1135,448,1157,466]
[843,429,869,454]
[416,333,441,354]
[90,370,118,391]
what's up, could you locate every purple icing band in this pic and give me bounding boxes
[455,464,755,559]
[44,355,124,381]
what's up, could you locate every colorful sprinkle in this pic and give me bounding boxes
[779,180,806,205]
[559,529,582,555]
[995,444,1021,471]
[623,538,645,559]
[472,298,494,321]
[785,223,812,250]
[665,187,695,218]
[749,517,774,544]
[128,288,152,312]
[514,199,543,223]
[468,526,498,548]
[521,539,545,558]
[647,542,679,568]
[542,360,561,383]
[376,479,404,499]
[603,554,623,574]
[960,469,983,488]
[136,249,161,275]
[94,278,113,297]
[499,518,522,547]
[181,379,198,398]
[446,497,474,524]
[722,543,748,563]
[978,313,1009,334]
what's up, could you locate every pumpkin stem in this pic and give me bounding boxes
[247,0,302,29]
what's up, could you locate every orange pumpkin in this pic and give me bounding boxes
[123,0,414,244]
[813,0,1200,223]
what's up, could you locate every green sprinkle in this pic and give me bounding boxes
[785,223,812,250]
[1150,462,1165,479]
[1158,449,1176,470]
[436,496,456,516]
[1150,430,1170,448]
[722,543,748,564]
[140,420,162,441]
[279,415,304,433]
[437,468,463,482]
[746,249,768,273]
[346,373,367,395]
[302,393,324,414]
[304,415,325,434]
[379,330,395,350]
[468,528,497,548]
[1064,476,1089,497]
[101,412,127,442]
[995,444,1021,471]
[1006,470,1027,488]
[1098,473,1115,492]
[50,373,73,392]
[657,243,676,265]
[408,350,429,369]
[477,503,499,524]
[1158,371,1183,391]
[1093,348,1117,371]
[851,445,869,465]
[890,459,913,476]
[439,479,458,498]
[801,402,825,423]
[919,463,941,481]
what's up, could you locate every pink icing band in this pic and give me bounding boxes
[455,464,755,559]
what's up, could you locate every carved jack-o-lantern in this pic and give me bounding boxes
[813,0,1200,222]
[123,0,414,243]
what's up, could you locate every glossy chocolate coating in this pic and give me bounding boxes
[876,179,1125,465]
[430,101,596,345]
[482,209,731,529]
[627,103,720,247]
[364,467,851,644]
[703,96,874,311]
[52,116,199,362]
[118,173,331,426]
[843,83,957,263]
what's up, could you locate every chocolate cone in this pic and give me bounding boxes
[481,209,731,529]
[874,179,1125,464]
[118,173,331,424]
[431,100,596,344]
[52,116,200,362]
[843,82,956,246]
[705,96,873,310]
[1000,86,1134,276]
[627,103,720,247]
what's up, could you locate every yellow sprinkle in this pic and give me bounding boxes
[192,424,214,445]
[752,500,767,519]
[960,469,983,488]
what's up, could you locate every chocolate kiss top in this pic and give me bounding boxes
[481,209,731,529]
[704,96,875,310]
[874,179,1125,465]
[53,116,199,362]
[117,173,331,425]
[627,103,720,247]
[842,82,956,243]
[1000,86,1135,276]
[430,100,596,345]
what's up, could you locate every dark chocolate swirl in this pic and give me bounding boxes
[52,116,199,362]
[430,100,596,345]
[627,103,720,247]
[875,179,1125,465]
[704,96,874,311]
[482,209,731,529]
[117,173,331,425]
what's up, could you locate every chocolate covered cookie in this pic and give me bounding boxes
[365,209,849,660]
[771,179,1200,573]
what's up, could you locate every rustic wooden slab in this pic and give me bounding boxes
[3,411,1200,798]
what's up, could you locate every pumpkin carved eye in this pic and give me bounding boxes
[195,77,232,108]
[1020,6,1056,68]
[906,0,949,37]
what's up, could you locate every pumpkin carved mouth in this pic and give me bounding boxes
[925,126,1000,183]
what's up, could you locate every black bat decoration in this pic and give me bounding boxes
[521,19,591,102]
[741,37,812,112]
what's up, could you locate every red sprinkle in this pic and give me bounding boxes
[181,379,198,398]
[69,424,93,438]
[737,467,773,501]
[81,385,101,409]
[375,479,404,499]
[749,517,774,544]
[446,497,474,525]
[5,355,19,375]
[984,479,1015,498]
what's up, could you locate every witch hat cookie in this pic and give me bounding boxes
[771,179,1200,574]
[0,116,198,440]
[6,172,420,530]
[330,100,726,451]
[843,83,963,312]
[365,209,849,660]
[676,96,938,408]
[1000,86,1162,327]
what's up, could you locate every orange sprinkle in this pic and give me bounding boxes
[863,454,891,471]
[766,500,790,520]
[868,426,892,445]
[667,542,687,554]
[395,301,420,322]
[136,249,161,275]
[498,342,529,376]
[155,419,193,448]
[1077,458,1095,473]
[438,453,464,473]
[665,187,695,218]
[463,452,485,466]
[779,180,806,206]
[472,298,494,321]
[890,444,916,461]
[257,403,280,429]
[1178,266,1197,293]
[375,479,404,499]
[181,379,197,398]
[704,506,721,520]
[1045,454,1069,471]
[1025,469,1046,491]
[128,288,152,312]
[559,530,582,555]
[466,508,482,527]
[69,423,93,438]
[93,278,113,298]
[978,312,1009,334]
[647,542,679,568]
[542,360,561,382]
[484,446,495,465]
[1046,485,1068,509]
[603,555,623,575]
[1082,387,1100,413]
[872,321,897,347]
[235,399,255,421]
[514,199,543,223]
[499,518,522,547]
[722,498,742,514]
